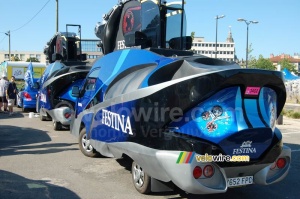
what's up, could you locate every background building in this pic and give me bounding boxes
[81,39,102,63]
[0,50,47,63]
[0,39,102,65]
[191,28,236,62]
[270,53,300,72]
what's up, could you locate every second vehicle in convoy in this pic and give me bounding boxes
[36,25,91,130]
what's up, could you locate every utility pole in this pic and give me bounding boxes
[237,18,258,68]
[215,15,225,58]
[5,31,11,61]
[56,0,59,33]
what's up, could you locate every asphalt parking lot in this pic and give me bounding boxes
[0,107,300,199]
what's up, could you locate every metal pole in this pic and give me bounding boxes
[56,0,59,33]
[8,31,11,61]
[5,31,11,61]
[215,16,218,58]
[180,0,184,50]
[246,23,249,68]
[238,19,258,68]
[215,15,225,58]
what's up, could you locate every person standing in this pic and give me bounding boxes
[0,73,9,112]
[6,76,17,116]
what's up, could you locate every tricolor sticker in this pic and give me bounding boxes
[176,152,195,164]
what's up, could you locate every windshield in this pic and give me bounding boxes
[48,61,66,78]
[40,61,66,85]
[141,1,161,48]
[165,2,187,47]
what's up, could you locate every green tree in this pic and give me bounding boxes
[241,43,255,68]
[279,58,297,74]
[26,57,40,62]
[250,55,275,70]
[247,57,257,68]
[190,31,196,52]
[11,55,21,61]
[191,31,195,42]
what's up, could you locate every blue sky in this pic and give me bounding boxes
[0,0,299,60]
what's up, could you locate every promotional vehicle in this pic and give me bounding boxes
[17,78,39,112]
[0,61,46,80]
[70,0,291,195]
[36,24,91,130]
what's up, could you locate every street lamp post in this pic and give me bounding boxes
[56,0,59,33]
[215,15,225,58]
[237,18,258,68]
[5,31,11,61]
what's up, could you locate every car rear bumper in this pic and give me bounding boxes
[106,142,291,194]
[23,100,37,109]
[47,107,72,125]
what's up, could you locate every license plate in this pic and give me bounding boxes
[227,176,253,187]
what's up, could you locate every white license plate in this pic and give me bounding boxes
[227,176,253,187]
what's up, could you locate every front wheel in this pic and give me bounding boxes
[132,161,151,194]
[79,128,99,157]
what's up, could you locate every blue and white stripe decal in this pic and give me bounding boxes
[258,87,277,129]
[244,99,265,128]
[235,87,248,131]
[259,88,269,126]
[107,50,130,83]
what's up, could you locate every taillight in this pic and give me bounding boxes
[23,92,32,100]
[276,158,286,169]
[64,112,71,119]
[271,157,287,170]
[48,89,51,95]
[193,166,202,179]
[203,165,214,178]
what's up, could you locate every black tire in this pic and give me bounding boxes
[39,110,47,121]
[131,161,151,194]
[53,120,62,131]
[22,106,27,112]
[79,128,98,157]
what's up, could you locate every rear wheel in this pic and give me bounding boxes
[79,128,98,157]
[39,109,47,121]
[22,105,27,112]
[132,161,151,194]
[53,120,62,130]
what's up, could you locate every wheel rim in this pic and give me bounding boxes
[81,134,93,152]
[133,163,145,188]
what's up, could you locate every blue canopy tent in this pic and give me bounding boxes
[282,68,300,81]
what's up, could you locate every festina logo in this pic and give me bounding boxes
[233,147,256,154]
[233,140,256,154]
[240,141,252,148]
[102,109,133,135]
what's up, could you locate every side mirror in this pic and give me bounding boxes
[169,36,192,50]
[77,53,87,61]
[124,31,148,47]
[72,86,80,97]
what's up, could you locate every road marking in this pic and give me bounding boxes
[282,132,299,135]
[27,183,47,189]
